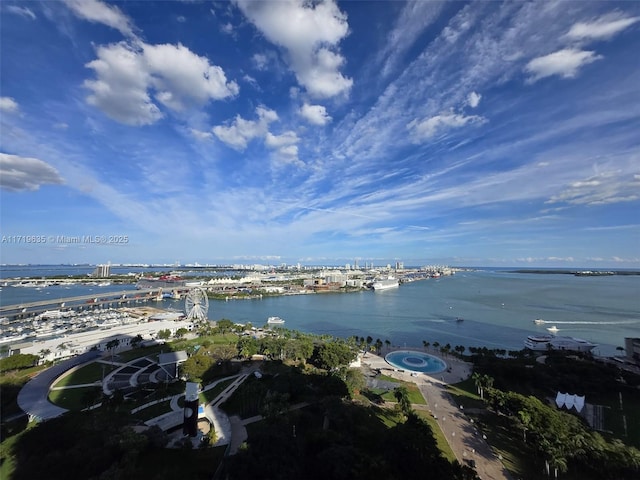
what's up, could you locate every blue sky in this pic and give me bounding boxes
[1,0,639,267]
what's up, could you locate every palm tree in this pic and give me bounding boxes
[106,338,120,363]
[385,339,391,352]
[518,410,531,443]
[423,340,430,351]
[394,386,412,416]
[471,372,493,400]
[38,348,51,361]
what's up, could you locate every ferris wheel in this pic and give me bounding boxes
[184,287,209,321]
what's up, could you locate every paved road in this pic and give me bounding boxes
[418,379,511,480]
[363,350,511,480]
[17,350,101,420]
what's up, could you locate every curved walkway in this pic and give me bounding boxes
[362,349,511,480]
[17,350,101,421]
[142,370,255,448]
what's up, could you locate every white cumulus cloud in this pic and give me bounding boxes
[266,131,301,165]
[213,106,278,150]
[84,42,162,126]
[142,42,239,111]
[0,153,64,191]
[300,103,332,125]
[235,0,352,98]
[525,48,602,82]
[83,41,238,125]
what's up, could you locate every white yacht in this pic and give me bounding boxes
[267,316,285,325]
[524,334,597,352]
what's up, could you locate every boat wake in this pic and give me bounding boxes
[535,319,640,325]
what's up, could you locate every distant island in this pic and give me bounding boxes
[509,269,640,276]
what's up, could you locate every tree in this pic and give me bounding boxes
[423,340,430,350]
[313,342,356,370]
[157,329,171,340]
[105,338,120,363]
[342,368,366,397]
[216,319,235,334]
[237,336,259,358]
[38,348,51,361]
[472,373,495,400]
[175,327,188,338]
[0,353,39,372]
[518,410,531,443]
[394,386,412,416]
[181,354,214,383]
[385,339,391,352]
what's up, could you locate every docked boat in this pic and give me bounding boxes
[267,316,285,325]
[524,334,597,352]
[372,276,399,290]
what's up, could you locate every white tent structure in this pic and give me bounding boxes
[555,391,585,413]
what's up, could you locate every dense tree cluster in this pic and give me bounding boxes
[0,354,39,372]
[224,401,476,480]
[484,388,640,478]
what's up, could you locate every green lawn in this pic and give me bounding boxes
[52,361,112,387]
[415,410,457,463]
[48,386,102,411]
[378,383,426,404]
[201,378,235,403]
[131,400,173,422]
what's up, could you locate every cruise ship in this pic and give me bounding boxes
[524,334,597,352]
[372,276,400,291]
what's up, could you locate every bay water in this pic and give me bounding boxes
[1,268,638,357]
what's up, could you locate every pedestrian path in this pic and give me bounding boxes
[362,350,511,480]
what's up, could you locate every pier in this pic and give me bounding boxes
[0,288,192,321]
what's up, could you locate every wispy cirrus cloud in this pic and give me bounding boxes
[565,12,640,41]
[5,5,36,20]
[64,0,135,38]
[407,111,486,142]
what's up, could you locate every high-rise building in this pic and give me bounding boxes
[92,264,111,277]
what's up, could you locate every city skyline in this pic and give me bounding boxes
[1,1,639,268]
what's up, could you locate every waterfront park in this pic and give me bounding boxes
[1,320,639,479]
